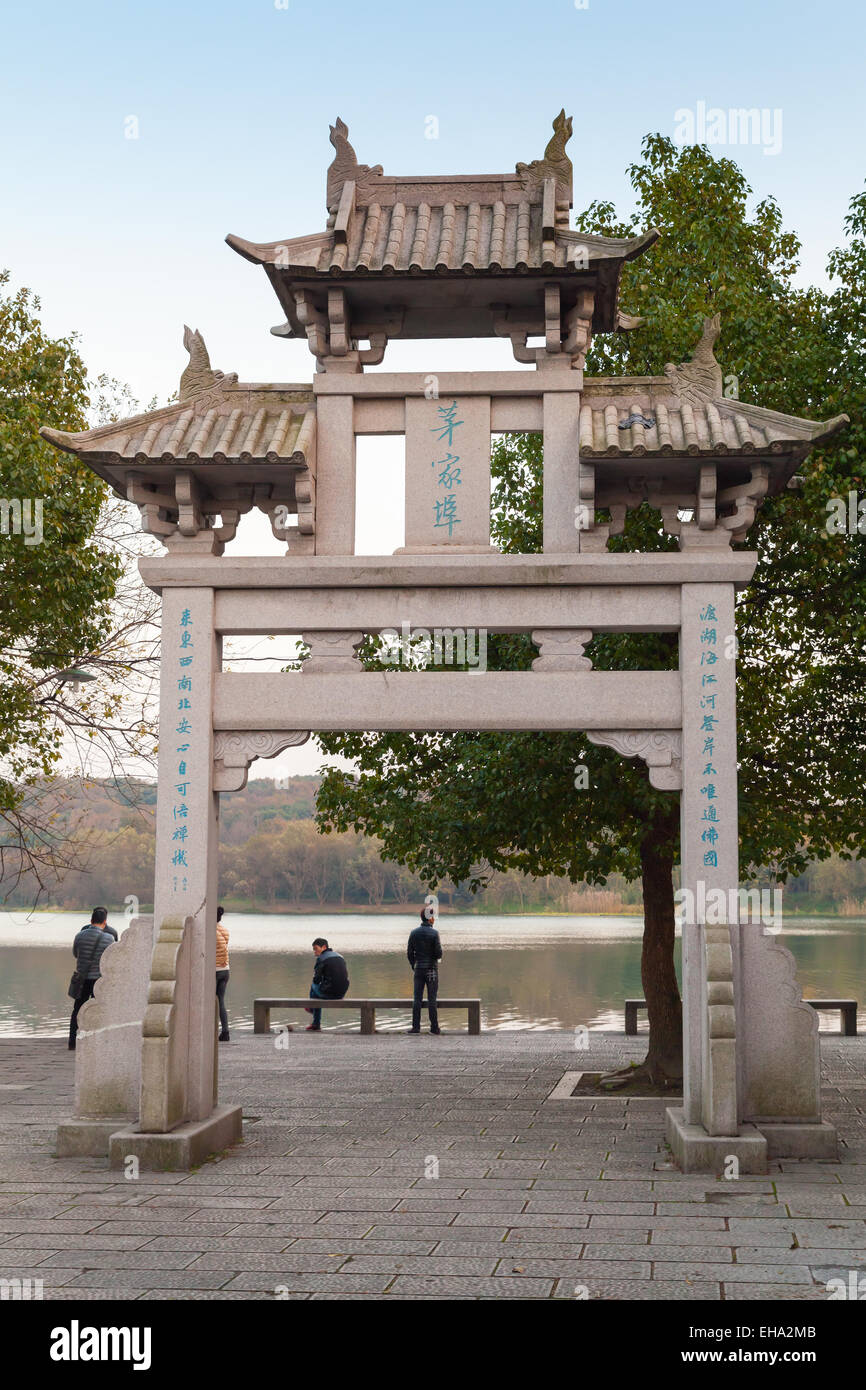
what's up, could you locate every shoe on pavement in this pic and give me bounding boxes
[305,1024,321,1032]
[218,1033,230,1042]
[407,1028,421,1034]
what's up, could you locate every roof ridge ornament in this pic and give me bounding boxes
[180,326,226,401]
[326,117,384,212]
[515,109,573,202]
[664,313,724,406]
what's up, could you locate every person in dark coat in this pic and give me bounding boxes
[407,904,443,1034]
[305,938,350,1032]
[68,907,118,1049]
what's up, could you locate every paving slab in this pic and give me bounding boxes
[0,1032,863,1302]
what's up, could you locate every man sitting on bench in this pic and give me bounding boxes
[306,937,350,1032]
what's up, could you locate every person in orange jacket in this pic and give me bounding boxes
[216,905,230,1042]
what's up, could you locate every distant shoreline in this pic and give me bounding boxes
[1,904,861,921]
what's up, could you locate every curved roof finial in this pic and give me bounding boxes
[664,313,724,405]
[326,117,384,211]
[180,326,224,401]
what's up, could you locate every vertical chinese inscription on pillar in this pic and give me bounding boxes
[696,602,722,875]
[169,608,196,893]
[403,395,491,550]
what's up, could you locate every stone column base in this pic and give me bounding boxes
[757,1121,838,1160]
[665,1107,768,1174]
[108,1104,243,1172]
[57,1117,132,1158]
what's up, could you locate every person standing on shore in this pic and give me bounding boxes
[407,902,442,1034]
[68,908,118,1050]
[216,905,230,1042]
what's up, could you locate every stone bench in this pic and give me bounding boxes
[253,997,481,1035]
[625,997,858,1036]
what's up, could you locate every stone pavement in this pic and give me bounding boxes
[1,1031,865,1301]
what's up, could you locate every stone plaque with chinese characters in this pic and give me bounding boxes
[402,396,492,552]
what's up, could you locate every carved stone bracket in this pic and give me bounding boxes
[491,285,592,371]
[587,730,683,790]
[287,287,402,371]
[213,731,310,793]
[301,631,365,674]
[127,471,267,555]
[531,629,593,671]
[576,460,626,551]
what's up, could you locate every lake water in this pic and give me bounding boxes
[1,910,864,1037]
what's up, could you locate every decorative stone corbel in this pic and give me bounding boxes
[561,287,595,368]
[492,299,587,371]
[587,730,683,790]
[294,290,330,362]
[126,471,254,555]
[327,287,352,356]
[213,731,310,793]
[576,463,626,551]
[531,629,593,671]
[718,464,770,542]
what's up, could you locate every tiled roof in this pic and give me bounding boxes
[41,381,315,468]
[579,380,847,466]
[227,113,657,283]
[227,218,656,279]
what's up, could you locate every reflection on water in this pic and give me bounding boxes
[0,911,864,1036]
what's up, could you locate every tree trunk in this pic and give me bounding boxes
[639,803,682,1082]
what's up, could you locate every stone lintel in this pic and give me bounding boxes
[139,551,759,594]
[213,669,681,734]
[313,370,584,398]
[214,587,680,637]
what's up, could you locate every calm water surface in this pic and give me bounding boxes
[1,911,864,1036]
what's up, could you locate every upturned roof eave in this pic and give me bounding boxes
[225,227,660,274]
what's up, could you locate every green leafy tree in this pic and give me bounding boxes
[315,141,866,1081]
[0,272,159,898]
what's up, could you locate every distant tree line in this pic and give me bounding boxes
[1,775,863,915]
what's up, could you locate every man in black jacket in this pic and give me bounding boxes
[407,905,443,1034]
[306,938,350,1032]
[68,907,118,1049]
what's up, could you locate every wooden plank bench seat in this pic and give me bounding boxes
[625,997,858,1036]
[253,997,481,1035]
